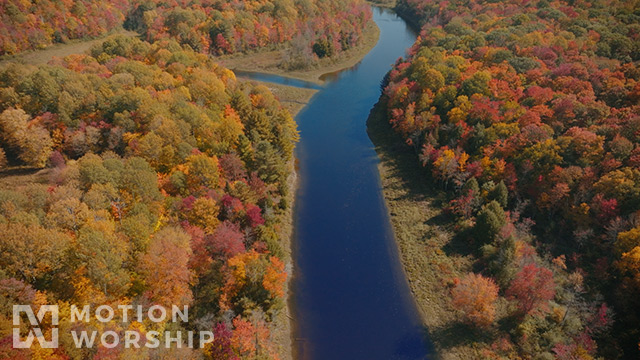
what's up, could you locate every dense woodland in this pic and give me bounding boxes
[125,0,371,60]
[0,0,130,55]
[383,0,640,358]
[3,0,640,358]
[0,0,373,358]
[0,0,371,66]
[0,34,298,359]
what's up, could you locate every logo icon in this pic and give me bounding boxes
[12,305,59,348]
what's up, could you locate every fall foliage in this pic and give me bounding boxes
[0,0,371,63]
[0,34,293,359]
[451,273,498,328]
[382,0,638,356]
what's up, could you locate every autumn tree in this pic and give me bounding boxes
[0,26,300,359]
[140,226,194,307]
[0,223,72,282]
[186,153,220,190]
[187,197,220,234]
[74,218,130,297]
[0,108,52,167]
[204,323,236,360]
[206,220,245,259]
[506,264,556,316]
[616,226,640,256]
[452,273,499,328]
[220,251,286,315]
[230,313,278,359]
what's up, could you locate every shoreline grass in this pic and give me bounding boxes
[367,100,490,359]
[234,20,381,360]
[237,80,319,118]
[217,19,380,86]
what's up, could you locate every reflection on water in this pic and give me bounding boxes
[318,62,362,83]
[233,70,323,90]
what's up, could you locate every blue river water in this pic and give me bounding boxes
[238,7,430,360]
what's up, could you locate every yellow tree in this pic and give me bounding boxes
[186,153,220,190]
[187,197,220,233]
[140,226,194,307]
[0,108,53,167]
[451,273,499,328]
[618,246,640,291]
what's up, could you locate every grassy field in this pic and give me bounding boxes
[367,0,397,8]
[367,101,506,359]
[0,29,139,66]
[238,80,319,117]
[0,166,51,189]
[218,20,380,85]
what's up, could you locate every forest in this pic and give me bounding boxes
[3,0,640,358]
[0,34,298,359]
[0,0,371,66]
[382,0,640,358]
[0,0,376,358]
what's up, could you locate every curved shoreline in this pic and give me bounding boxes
[287,7,427,359]
[235,17,382,360]
[218,19,381,86]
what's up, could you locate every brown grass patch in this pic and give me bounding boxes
[367,101,509,359]
[217,20,380,85]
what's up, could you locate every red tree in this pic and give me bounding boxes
[506,263,556,316]
[204,323,238,360]
[206,220,245,258]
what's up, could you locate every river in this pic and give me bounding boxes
[239,7,430,360]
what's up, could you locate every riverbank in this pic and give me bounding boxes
[367,101,487,359]
[269,158,298,360]
[229,80,311,360]
[237,80,318,117]
[233,18,383,360]
[217,20,380,86]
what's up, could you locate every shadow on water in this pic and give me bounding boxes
[233,69,324,90]
[318,62,362,83]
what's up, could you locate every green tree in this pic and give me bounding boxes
[489,180,508,208]
[254,141,286,185]
[186,153,220,190]
[78,153,112,189]
[461,71,491,97]
[120,157,162,202]
[475,200,506,243]
[312,38,334,58]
